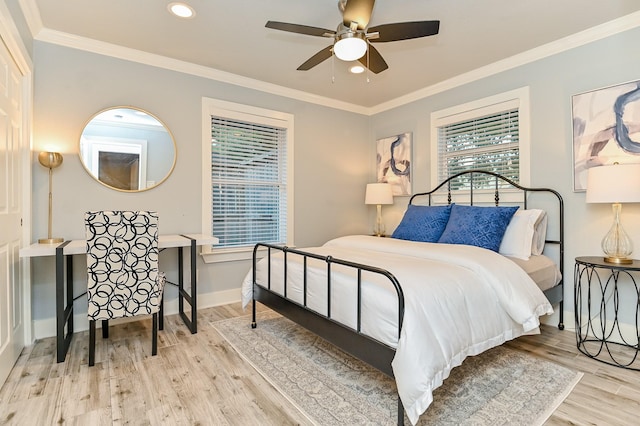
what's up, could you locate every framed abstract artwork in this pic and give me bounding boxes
[572,79,640,191]
[376,132,412,196]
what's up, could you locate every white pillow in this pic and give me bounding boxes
[531,211,548,255]
[498,209,545,260]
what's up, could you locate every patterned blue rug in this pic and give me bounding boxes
[214,312,582,425]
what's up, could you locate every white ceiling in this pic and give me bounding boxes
[27,0,640,109]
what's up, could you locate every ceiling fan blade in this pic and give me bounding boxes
[266,21,335,37]
[297,46,334,71]
[368,21,440,42]
[342,0,375,30]
[357,44,388,74]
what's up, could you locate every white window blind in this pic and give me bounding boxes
[436,108,520,191]
[211,117,287,248]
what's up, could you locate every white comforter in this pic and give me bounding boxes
[241,235,553,424]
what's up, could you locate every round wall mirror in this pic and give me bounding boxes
[79,107,177,192]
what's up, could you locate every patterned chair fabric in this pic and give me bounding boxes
[85,211,165,321]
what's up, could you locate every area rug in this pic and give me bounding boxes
[213,312,582,426]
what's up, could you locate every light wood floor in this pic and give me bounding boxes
[1,303,639,425]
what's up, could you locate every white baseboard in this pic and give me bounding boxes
[32,288,241,341]
[573,312,638,346]
[540,310,569,330]
[33,294,637,349]
[541,309,639,347]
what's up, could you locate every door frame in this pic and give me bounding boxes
[0,2,35,346]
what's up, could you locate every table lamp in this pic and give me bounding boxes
[38,151,64,244]
[586,163,640,264]
[365,183,393,237]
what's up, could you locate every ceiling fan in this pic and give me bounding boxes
[265,0,440,74]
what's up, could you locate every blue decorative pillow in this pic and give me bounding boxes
[391,204,453,243]
[437,205,519,252]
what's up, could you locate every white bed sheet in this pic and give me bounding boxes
[241,235,553,424]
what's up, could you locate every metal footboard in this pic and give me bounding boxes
[251,242,407,425]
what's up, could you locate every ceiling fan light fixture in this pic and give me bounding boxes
[350,65,365,74]
[334,32,367,61]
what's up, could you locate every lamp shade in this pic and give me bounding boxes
[586,163,640,203]
[38,151,63,169]
[365,183,393,205]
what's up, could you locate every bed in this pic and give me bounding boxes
[241,170,564,425]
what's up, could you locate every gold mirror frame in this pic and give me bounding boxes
[79,106,177,192]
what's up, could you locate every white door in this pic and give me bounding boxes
[0,37,25,385]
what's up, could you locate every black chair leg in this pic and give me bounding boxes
[89,320,96,366]
[152,312,158,356]
[102,320,109,338]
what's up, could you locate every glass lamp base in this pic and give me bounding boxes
[601,203,634,265]
[373,205,386,237]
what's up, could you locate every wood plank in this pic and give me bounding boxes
[1,303,638,425]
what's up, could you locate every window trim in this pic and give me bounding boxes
[201,98,294,263]
[430,87,531,199]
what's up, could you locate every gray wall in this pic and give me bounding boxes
[30,42,370,334]
[371,26,640,329]
[30,24,640,336]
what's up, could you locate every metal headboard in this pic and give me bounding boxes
[410,169,563,246]
[410,169,565,325]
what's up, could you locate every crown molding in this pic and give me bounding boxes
[370,10,640,115]
[30,9,640,117]
[34,28,370,116]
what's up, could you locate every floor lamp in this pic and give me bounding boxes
[365,183,393,237]
[586,163,640,264]
[38,151,64,244]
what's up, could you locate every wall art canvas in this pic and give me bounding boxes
[572,80,640,191]
[376,132,412,196]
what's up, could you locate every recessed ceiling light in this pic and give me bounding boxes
[350,65,365,74]
[168,2,195,19]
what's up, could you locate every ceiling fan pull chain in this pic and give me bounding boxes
[331,52,335,83]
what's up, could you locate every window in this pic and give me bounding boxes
[202,98,294,262]
[431,87,530,191]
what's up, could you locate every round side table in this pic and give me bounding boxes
[574,256,640,370]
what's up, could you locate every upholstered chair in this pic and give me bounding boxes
[85,211,166,366]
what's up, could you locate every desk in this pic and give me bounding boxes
[20,234,218,363]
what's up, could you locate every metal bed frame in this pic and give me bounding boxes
[251,170,564,425]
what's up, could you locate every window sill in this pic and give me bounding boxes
[201,246,268,264]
